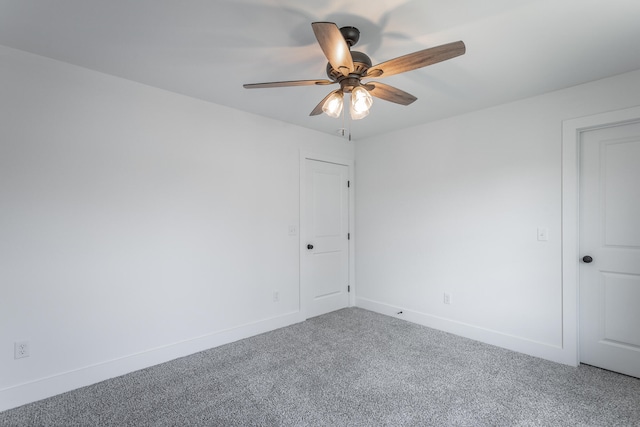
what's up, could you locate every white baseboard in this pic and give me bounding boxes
[356,297,577,367]
[0,310,304,412]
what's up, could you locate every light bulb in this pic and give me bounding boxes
[350,86,373,120]
[322,91,344,118]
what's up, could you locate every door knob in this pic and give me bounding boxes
[582,255,593,263]
[307,244,314,250]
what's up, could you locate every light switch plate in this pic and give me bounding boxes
[537,227,549,241]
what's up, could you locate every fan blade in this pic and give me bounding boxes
[310,89,342,116]
[365,41,465,78]
[363,82,417,105]
[312,22,354,77]
[243,79,335,89]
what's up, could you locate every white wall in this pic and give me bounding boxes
[355,69,640,364]
[0,45,353,411]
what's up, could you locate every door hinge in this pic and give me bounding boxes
[348,285,351,292]
[348,233,350,240]
[347,180,350,188]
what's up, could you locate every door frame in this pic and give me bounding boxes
[561,105,640,366]
[299,151,355,319]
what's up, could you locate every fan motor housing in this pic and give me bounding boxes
[326,50,372,90]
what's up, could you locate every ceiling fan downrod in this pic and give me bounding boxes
[324,27,372,93]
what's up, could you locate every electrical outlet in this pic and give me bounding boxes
[444,293,452,305]
[273,291,280,303]
[14,341,30,359]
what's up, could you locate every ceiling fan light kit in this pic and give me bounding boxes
[243,22,465,122]
[322,90,344,118]
[350,86,373,120]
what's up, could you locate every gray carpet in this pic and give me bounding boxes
[1,308,639,426]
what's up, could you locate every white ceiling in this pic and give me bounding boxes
[1,0,639,140]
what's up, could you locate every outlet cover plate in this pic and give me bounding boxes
[14,341,30,359]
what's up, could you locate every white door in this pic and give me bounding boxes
[302,159,350,318]
[579,120,640,378]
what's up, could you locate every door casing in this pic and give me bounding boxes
[562,105,640,366]
[299,151,355,319]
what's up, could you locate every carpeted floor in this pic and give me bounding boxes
[1,308,639,426]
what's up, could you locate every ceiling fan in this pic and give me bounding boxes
[243,22,465,120]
